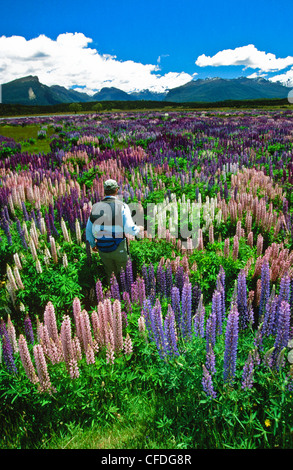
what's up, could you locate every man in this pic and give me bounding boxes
[86,179,143,283]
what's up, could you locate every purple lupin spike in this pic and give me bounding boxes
[24,313,34,345]
[0,318,17,374]
[237,269,249,329]
[180,281,192,340]
[259,259,270,321]
[223,303,239,384]
[202,365,217,399]
[164,305,179,357]
[241,351,254,389]
[273,300,290,369]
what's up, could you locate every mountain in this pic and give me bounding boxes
[1,75,291,106]
[91,87,135,101]
[164,77,291,102]
[1,76,59,106]
[49,85,92,103]
[129,89,167,101]
[1,76,92,106]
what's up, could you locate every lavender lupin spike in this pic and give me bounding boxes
[259,259,270,321]
[223,303,239,385]
[180,281,192,340]
[237,269,249,329]
[202,365,217,399]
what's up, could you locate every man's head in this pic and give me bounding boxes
[104,179,119,196]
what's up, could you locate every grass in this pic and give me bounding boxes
[0,124,55,154]
[38,392,162,450]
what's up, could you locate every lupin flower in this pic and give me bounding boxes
[232,235,239,261]
[6,265,18,291]
[136,277,146,306]
[95,279,104,304]
[206,343,216,375]
[247,231,253,248]
[202,364,217,399]
[73,296,82,335]
[216,267,226,323]
[206,307,217,351]
[175,265,185,294]
[212,290,222,335]
[273,300,290,368]
[261,286,277,338]
[49,236,58,264]
[171,286,181,324]
[75,218,82,244]
[125,259,133,293]
[123,333,133,356]
[237,269,249,329]
[164,305,179,357]
[275,274,290,327]
[223,303,239,385]
[122,291,132,315]
[197,228,204,250]
[36,258,42,273]
[91,310,102,345]
[138,314,146,331]
[13,266,24,289]
[110,273,121,300]
[149,298,167,359]
[60,315,80,378]
[224,238,230,258]
[61,217,71,243]
[192,283,202,315]
[24,313,34,345]
[0,318,17,374]
[131,281,139,303]
[85,343,95,365]
[7,315,18,354]
[44,301,59,344]
[256,233,263,256]
[112,299,123,351]
[180,281,192,339]
[80,309,94,353]
[166,263,173,298]
[193,294,205,338]
[241,351,254,389]
[120,268,127,293]
[18,334,39,384]
[156,265,167,297]
[106,342,115,365]
[258,259,270,321]
[33,344,55,393]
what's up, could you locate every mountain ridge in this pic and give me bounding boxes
[1,75,291,105]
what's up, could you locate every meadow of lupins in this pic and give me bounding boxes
[1,108,293,404]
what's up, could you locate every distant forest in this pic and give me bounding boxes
[0,97,291,117]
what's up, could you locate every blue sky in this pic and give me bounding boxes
[0,0,293,93]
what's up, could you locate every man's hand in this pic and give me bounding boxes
[92,246,98,252]
[137,225,144,237]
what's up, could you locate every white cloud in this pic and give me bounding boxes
[195,44,293,73]
[0,33,193,93]
[269,68,293,87]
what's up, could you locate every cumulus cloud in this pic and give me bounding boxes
[269,68,293,87]
[196,44,293,72]
[195,44,293,87]
[0,32,193,93]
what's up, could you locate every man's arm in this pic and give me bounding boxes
[122,204,143,237]
[85,218,96,248]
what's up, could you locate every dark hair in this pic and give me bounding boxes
[105,188,118,195]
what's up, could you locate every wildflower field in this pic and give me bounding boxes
[1,108,293,449]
